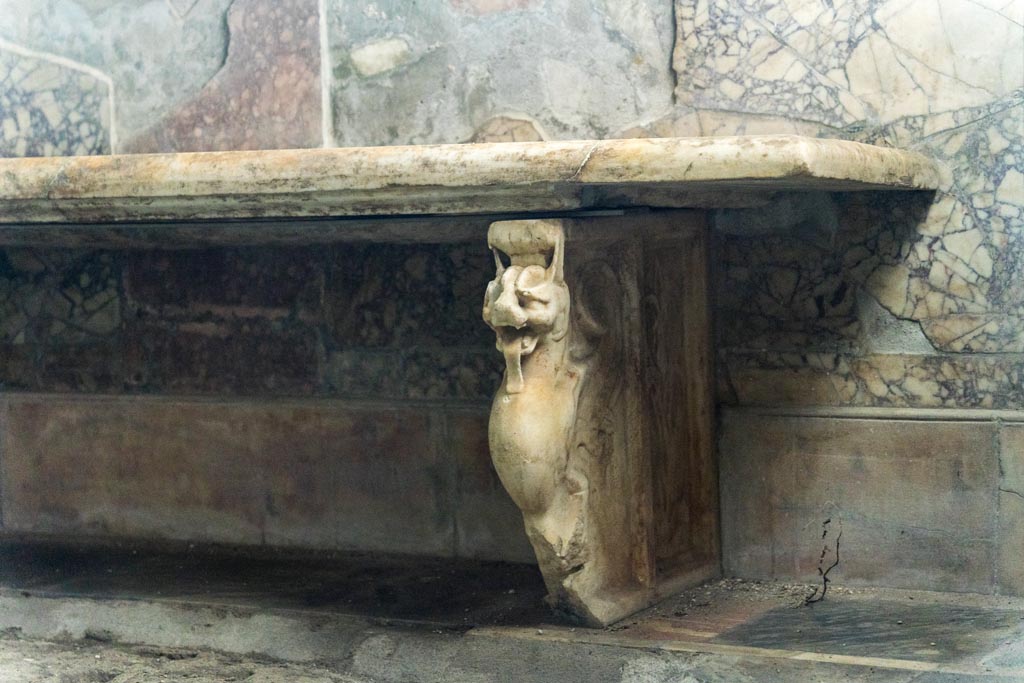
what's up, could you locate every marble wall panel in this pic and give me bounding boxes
[324,0,675,145]
[0,242,500,400]
[720,411,1002,593]
[0,46,111,156]
[123,0,321,152]
[673,0,1021,127]
[0,396,456,556]
[0,0,234,145]
[0,0,319,152]
[654,0,1024,409]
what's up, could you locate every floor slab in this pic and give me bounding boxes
[1,540,1021,682]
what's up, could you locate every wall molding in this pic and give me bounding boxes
[723,405,1024,423]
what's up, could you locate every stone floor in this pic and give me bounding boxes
[1,540,1022,682]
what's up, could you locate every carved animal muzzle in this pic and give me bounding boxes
[483,221,569,394]
[484,265,548,392]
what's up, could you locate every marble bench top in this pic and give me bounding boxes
[0,136,940,226]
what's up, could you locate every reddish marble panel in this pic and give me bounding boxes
[123,0,321,152]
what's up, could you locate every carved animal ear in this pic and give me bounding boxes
[492,247,508,276]
[482,279,498,315]
[546,232,565,283]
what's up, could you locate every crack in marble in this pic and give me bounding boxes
[566,143,598,182]
[963,0,1024,27]
[166,0,201,19]
[915,93,1024,143]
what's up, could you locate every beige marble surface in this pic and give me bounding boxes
[0,136,939,224]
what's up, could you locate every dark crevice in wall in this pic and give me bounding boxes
[212,0,237,83]
[668,0,679,104]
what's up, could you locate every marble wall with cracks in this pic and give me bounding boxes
[653,0,1024,410]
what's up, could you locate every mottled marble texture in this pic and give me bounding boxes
[0,243,500,399]
[325,0,674,145]
[0,0,234,144]
[123,0,321,152]
[0,47,111,156]
[0,0,319,153]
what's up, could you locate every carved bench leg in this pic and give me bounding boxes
[482,215,719,626]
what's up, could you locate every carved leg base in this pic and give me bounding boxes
[482,214,719,626]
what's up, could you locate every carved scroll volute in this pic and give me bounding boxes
[482,219,586,575]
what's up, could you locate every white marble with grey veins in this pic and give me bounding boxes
[674,0,1021,128]
[668,0,1024,404]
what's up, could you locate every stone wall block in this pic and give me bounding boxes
[720,412,1000,593]
[998,425,1024,595]
[0,396,455,556]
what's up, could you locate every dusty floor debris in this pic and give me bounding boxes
[2,542,1023,682]
[1,629,360,682]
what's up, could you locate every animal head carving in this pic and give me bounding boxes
[483,220,570,394]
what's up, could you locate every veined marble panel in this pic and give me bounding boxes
[720,350,1024,409]
[673,0,1022,127]
[664,0,1024,408]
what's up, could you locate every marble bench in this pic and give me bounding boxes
[0,136,940,625]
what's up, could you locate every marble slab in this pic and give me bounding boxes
[0,136,939,226]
